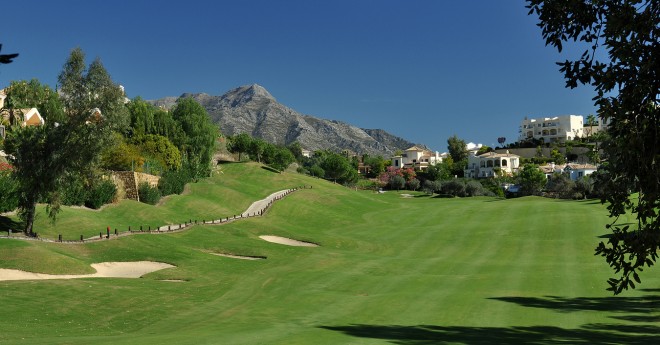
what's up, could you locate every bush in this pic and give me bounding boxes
[85,179,117,209]
[138,182,161,205]
[0,171,19,213]
[441,179,466,197]
[407,178,420,191]
[465,180,486,196]
[158,168,192,196]
[61,174,88,206]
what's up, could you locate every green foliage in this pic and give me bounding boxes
[517,164,546,196]
[421,161,452,181]
[407,178,420,191]
[544,173,576,199]
[308,164,324,178]
[422,179,442,195]
[228,133,252,161]
[138,182,161,205]
[100,132,144,171]
[132,134,182,172]
[528,0,660,293]
[158,167,194,196]
[447,135,468,163]
[362,155,386,178]
[550,148,565,164]
[389,175,406,190]
[441,179,466,197]
[5,79,66,124]
[60,173,88,206]
[0,169,18,213]
[171,98,219,178]
[85,179,117,209]
[318,152,358,184]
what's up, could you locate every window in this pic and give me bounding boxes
[502,159,507,167]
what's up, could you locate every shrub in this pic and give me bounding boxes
[138,182,161,205]
[407,178,420,191]
[85,179,117,209]
[0,171,18,213]
[441,179,466,197]
[61,174,88,206]
[465,180,485,196]
[389,175,406,190]
[158,168,192,196]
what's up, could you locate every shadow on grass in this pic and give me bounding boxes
[0,215,23,232]
[488,294,659,314]
[319,323,660,344]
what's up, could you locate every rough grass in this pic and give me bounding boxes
[0,163,657,344]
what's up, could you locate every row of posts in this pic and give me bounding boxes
[49,186,311,243]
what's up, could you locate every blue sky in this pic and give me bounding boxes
[1,0,598,152]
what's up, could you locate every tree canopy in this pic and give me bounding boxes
[527,0,659,294]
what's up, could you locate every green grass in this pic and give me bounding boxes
[0,163,657,344]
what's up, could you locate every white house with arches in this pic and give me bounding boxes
[464,151,521,178]
[391,146,445,171]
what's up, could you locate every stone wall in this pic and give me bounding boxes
[111,171,160,202]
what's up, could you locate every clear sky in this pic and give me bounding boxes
[1,0,598,152]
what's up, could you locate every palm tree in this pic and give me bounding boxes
[585,114,597,138]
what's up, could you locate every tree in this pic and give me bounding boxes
[4,71,110,235]
[527,0,660,294]
[228,132,252,161]
[447,135,468,177]
[4,80,66,125]
[584,114,598,138]
[516,164,546,196]
[447,135,468,163]
[171,97,219,178]
[320,153,357,184]
[249,138,267,163]
[389,175,406,191]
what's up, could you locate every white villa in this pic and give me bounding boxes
[538,162,598,180]
[391,146,445,170]
[519,115,584,143]
[464,151,521,178]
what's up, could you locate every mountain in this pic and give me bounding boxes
[149,84,417,156]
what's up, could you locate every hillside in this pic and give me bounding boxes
[149,84,417,156]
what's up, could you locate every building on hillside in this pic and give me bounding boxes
[518,115,584,143]
[538,162,598,180]
[464,151,520,178]
[391,146,445,171]
[563,163,598,181]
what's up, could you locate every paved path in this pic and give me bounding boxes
[0,187,304,243]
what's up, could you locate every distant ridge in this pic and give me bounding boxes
[149,84,418,156]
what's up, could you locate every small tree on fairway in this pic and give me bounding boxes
[517,164,546,196]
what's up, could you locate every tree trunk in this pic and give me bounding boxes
[23,203,36,237]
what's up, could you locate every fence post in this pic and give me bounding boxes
[99,232,102,239]
[80,235,83,242]
[58,234,62,242]
[115,229,118,236]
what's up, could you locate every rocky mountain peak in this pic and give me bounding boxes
[148,85,418,156]
[223,84,275,105]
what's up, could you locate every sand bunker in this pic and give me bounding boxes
[0,261,174,281]
[211,253,265,260]
[259,235,318,247]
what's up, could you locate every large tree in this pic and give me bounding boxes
[3,49,122,236]
[170,97,219,178]
[527,0,659,294]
